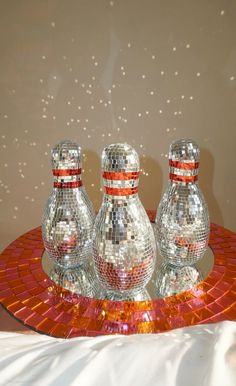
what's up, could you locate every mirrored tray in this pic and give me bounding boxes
[0,215,235,338]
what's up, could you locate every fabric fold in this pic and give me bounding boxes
[0,321,235,386]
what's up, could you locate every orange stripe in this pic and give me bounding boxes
[53,169,82,176]
[169,173,198,183]
[169,160,199,170]
[54,181,83,188]
[104,187,138,196]
[102,171,139,180]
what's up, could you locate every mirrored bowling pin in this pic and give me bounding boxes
[42,140,95,268]
[155,139,210,266]
[92,143,156,300]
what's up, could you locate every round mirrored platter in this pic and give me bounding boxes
[1,223,235,338]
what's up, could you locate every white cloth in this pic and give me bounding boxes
[0,321,235,386]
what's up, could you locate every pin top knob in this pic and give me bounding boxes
[168,139,200,183]
[51,140,82,170]
[102,143,139,172]
[169,139,200,163]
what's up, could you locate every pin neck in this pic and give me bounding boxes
[52,168,83,189]
[168,160,199,183]
[102,170,139,197]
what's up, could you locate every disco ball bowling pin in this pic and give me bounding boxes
[155,139,210,266]
[92,143,156,299]
[42,140,96,268]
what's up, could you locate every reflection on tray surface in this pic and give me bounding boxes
[42,247,214,301]
[156,262,203,297]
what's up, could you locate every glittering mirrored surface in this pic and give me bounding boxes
[155,139,210,266]
[156,263,203,297]
[42,140,95,268]
[42,246,214,300]
[49,263,98,298]
[92,143,156,299]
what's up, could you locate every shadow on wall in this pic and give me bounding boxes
[200,148,224,226]
[82,149,102,211]
[139,156,163,213]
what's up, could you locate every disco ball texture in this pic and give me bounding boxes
[92,143,156,299]
[42,140,95,268]
[155,139,210,266]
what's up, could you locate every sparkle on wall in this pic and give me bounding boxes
[0,2,234,229]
